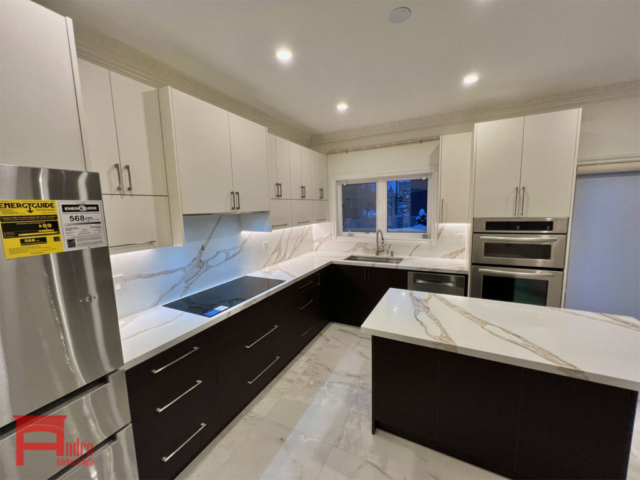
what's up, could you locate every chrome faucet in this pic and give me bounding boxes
[376,229,385,256]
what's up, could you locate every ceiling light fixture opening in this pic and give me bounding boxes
[336,103,348,112]
[276,49,293,62]
[389,7,411,24]
[463,74,479,85]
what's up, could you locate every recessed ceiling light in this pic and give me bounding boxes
[463,74,479,85]
[337,103,348,112]
[389,7,411,24]
[276,49,292,62]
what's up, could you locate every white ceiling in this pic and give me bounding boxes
[40,0,640,135]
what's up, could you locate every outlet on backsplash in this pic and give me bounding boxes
[113,274,124,292]
[263,241,269,253]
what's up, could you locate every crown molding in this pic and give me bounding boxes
[311,81,640,148]
[72,23,312,147]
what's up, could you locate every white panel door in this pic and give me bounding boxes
[520,109,581,218]
[292,200,313,226]
[275,137,292,199]
[0,0,85,170]
[102,195,172,248]
[110,72,167,195]
[229,113,270,212]
[267,134,278,199]
[77,59,122,194]
[473,117,524,218]
[170,89,234,214]
[270,199,292,230]
[318,153,329,200]
[440,132,472,223]
[308,149,320,200]
[290,143,303,199]
[313,200,329,223]
[300,147,314,199]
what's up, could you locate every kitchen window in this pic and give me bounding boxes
[337,173,436,240]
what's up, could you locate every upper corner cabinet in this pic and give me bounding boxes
[472,109,581,218]
[0,0,86,171]
[439,132,472,223]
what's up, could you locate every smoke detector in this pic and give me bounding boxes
[389,7,411,24]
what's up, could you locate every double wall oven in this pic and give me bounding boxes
[470,218,568,307]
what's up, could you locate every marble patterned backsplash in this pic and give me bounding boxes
[110,215,313,319]
[312,222,468,260]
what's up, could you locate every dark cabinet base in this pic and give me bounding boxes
[372,336,638,480]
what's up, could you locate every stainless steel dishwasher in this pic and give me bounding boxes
[407,272,466,296]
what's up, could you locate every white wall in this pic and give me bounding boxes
[328,140,440,177]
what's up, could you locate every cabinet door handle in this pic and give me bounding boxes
[114,164,123,191]
[161,423,207,463]
[300,186,304,198]
[279,183,283,197]
[520,186,525,216]
[298,299,314,310]
[316,218,326,222]
[151,347,199,374]
[247,356,280,385]
[236,192,241,210]
[301,325,315,337]
[245,325,279,349]
[297,220,310,224]
[231,191,236,210]
[272,223,288,228]
[298,280,314,290]
[124,165,133,192]
[156,380,202,413]
[275,183,279,197]
[320,188,323,199]
[514,186,519,217]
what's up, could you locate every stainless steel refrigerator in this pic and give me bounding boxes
[0,165,137,479]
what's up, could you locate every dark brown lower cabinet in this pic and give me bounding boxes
[372,336,638,480]
[128,267,333,479]
[333,265,406,326]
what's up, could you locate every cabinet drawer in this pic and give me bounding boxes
[290,289,325,351]
[135,404,220,480]
[293,273,320,296]
[126,328,217,398]
[218,340,291,425]
[216,308,293,380]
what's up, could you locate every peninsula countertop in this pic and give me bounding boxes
[361,288,640,391]
[118,252,468,369]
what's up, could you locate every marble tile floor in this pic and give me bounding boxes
[179,323,640,480]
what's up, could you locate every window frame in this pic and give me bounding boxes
[335,169,438,242]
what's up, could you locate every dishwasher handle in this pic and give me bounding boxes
[408,272,466,296]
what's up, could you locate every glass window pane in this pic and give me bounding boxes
[342,182,376,233]
[386,179,428,234]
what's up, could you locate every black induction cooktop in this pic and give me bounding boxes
[164,276,285,318]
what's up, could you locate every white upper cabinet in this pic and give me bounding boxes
[313,200,329,223]
[473,117,524,218]
[168,88,234,214]
[519,110,581,218]
[110,72,167,196]
[290,143,303,199]
[472,109,581,219]
[308,149,320,200]
[269,199,292,230]
[300,147,314,199]
[439,132,472,223]
[267,135,292,199]
[229,113,270,212]
[77,60,121,194]
[318,153,329,200]
[291,200,313,226]
[0,0,85,171]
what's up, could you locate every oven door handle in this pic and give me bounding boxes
[478,268,556,277]
[479,236,559,244]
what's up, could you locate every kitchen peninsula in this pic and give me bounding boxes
[362,289,640,480]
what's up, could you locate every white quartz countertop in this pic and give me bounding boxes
[118,252,467,369]
[361,289,640,391]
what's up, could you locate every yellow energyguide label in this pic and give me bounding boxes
[0,199,64,259]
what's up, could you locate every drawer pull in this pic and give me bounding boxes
[272,223,289,228]
[156,380,203,413]
[297,220,311,224]
[161,422,207,463]
[247,356,280,385]
[297,280,314,290]
[245,325,279,349]
[301,325,315,337]
[151,346,199,374]
[298,299,314,311]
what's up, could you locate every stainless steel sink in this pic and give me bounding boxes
[344,255,403,264]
